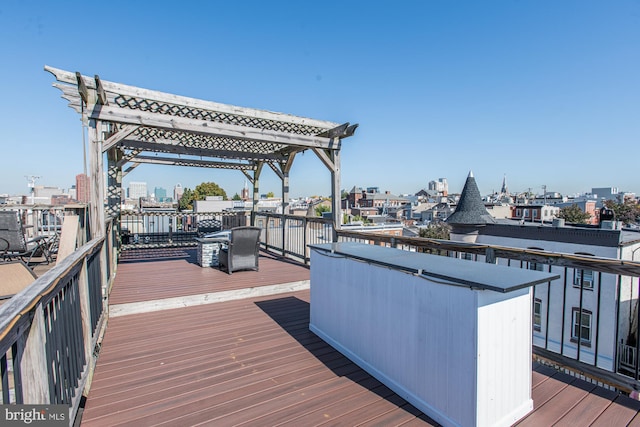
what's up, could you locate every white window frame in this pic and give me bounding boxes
[573,269,594,290]
[571,308,592,345]
[533,299,542,331]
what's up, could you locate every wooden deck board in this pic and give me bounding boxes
[79,249,640,426]
[553,386,619,426]
[110,249,309,305]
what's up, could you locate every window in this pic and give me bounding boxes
[573,253,595,290]
[573,269,594,289]
[516,209,521,217]
[533,210,538,218]
[527,248,545,272]
[533,299,542,331]
[571,308,592,345]
[461,252,474,261]
[529,262,544,271]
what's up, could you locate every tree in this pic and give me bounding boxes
[351,215,370,225]
[266,191,275,198]
[557,204,591,224]
[232,193,241,201]
[194,182,227,200]
[419,222,451,240]
[178,182,227,211]
[604,199,640,226]
[178,188,194,211]
[315,205,331,217]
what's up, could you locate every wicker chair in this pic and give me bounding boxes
[219,226,261,274]
[0,211,50,265]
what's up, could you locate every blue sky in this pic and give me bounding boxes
[1,1,638,199]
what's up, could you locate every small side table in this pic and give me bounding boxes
[195,237,228,267]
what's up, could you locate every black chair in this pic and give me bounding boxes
[0,211,50,265]
[219,226,261,274]
[0,237,9,260]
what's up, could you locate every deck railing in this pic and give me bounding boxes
[254,213,333,264]
[619,342,637,373]
[0,205,89,243]
[248,216,640,391]
[0,219,116,425]
[119,210,248,249]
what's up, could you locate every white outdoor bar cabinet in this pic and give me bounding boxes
[309,242,559,427]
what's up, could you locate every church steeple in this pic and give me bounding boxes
[501,174,508,195]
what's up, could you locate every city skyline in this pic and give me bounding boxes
[1,2,638,199]
[2,173,629,203]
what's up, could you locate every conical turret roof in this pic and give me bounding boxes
[446,171,496,225]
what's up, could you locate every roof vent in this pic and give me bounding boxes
[600,220,621,230]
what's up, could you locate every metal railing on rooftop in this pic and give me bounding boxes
[249,216,640,392]
[0,205,89,244]
[0,219,116,425]
[119,210,249,249]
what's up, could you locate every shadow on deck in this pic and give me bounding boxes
[78,248,640,426]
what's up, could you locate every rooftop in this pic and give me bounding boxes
[77,248,640,426]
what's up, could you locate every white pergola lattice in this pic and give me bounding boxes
[46,66,357,237]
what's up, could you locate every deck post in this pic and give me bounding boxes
[78,255,93,393]
[251,162,263,227]
[18,304,49,403]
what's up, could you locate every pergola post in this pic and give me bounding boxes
[106,147,122,220]
[251,162,264,227]
[88,120,105,239]
[330,143,342,242]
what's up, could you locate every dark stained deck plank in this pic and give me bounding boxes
[553,385,619,427]
[590,393,640,426]
[516,375,595,426]
[82,287,432,426]
[110,249,310,305]
[529,370,575,409]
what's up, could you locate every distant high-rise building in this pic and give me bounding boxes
[128,182,148,200]
[174,183,184,202]
[76,173,90,203]
[241,181,250,200]
[428,178,448,196]
[154,187,167,202]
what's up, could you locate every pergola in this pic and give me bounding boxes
[45,66,357,238]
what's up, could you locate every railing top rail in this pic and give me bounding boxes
[256,212,332,223]
[0,236,104,345]
[120,210,247,216]
[0,204,87,209]
[337,230,640,278]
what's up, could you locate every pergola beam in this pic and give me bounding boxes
[46,65,341,131]
[118,139,287,162]
[312,148,335,171]
[128,155,257,170]
[87,105,338,151]
[103,125,139,151]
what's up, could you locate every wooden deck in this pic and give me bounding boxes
[79,249,640,426]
